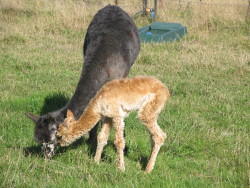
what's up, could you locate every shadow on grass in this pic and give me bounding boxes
[23,138,86,158]
[23,145,44,158]
[139,155,149,170]
[56,138,86,156]
[39,93,69,115]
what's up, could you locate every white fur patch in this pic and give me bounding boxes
[119,93,155,117]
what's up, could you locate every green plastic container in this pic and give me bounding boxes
[138,22,187,42]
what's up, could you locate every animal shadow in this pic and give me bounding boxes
[139,155,148,170]
[23,145,44,157]
[23,138,86,158]
[56,138,86,156]
[39,93,69,115]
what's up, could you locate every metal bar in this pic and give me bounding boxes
[172,0,248,7]
[154,0,158,13]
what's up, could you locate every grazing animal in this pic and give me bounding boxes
[26,5,140,158]
[57,76,170,174]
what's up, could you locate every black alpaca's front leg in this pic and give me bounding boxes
[88,122,129,155]
[87,123,99,145]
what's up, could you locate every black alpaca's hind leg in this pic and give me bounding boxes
[87,123,99,156]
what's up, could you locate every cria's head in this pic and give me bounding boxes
[26,112,58,158]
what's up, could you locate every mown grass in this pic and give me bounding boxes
[0,0,249,187]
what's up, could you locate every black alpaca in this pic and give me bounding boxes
[26,5,140,158]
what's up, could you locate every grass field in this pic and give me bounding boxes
[0,0,249,187]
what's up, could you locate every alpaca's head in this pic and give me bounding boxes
[57,110,76,146]
[26,112,58,158]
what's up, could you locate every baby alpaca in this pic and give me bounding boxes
[57,76,170,173]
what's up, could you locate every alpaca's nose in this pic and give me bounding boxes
[42,143,56,159]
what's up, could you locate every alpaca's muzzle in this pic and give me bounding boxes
[42,142,56,158]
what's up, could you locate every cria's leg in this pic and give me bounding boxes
[138,95,167,174]
[144,119,166,174]
[113,117,126,172]
[94,118,112,163]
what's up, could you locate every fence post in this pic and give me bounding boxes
[143,0,147,15]
[247,0,250,22]
[154,0,157,13]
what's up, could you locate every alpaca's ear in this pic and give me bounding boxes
[63,110,75,129]
[26,113,40,123]
[67,110,75,122]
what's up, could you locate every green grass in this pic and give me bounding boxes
[0,0,249,187]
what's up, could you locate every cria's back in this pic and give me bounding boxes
[97,76,169,99]
[91,76,169,117]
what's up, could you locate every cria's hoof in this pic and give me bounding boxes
[144,168,152,174]
[118,166,125,172]
[94,158,100,164]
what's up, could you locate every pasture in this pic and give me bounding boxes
[0,0,249,187]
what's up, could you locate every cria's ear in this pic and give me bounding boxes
[63,120,69,129]
[25,112,40,123]
[63,110,75,128]
[66,110,75,122]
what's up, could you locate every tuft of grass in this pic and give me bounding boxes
[0,0,249,187]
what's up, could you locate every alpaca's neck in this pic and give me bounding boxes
[60,70,106,119]
[70,100,101,139]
